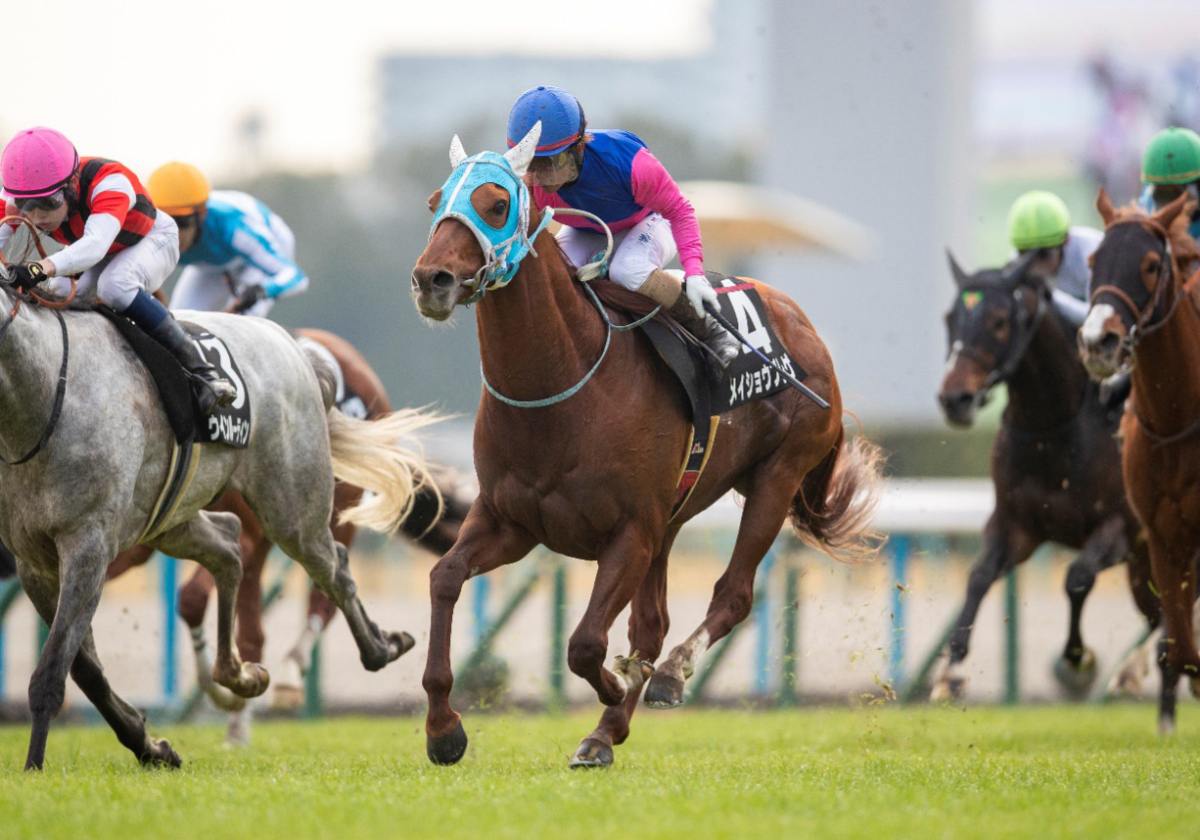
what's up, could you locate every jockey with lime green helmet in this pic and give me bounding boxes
[1006,190,1102,328]
[1136,126,1200,243]
[0,127,235,413]
[505,85,739,369]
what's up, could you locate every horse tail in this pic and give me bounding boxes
[325,407,445,533]
[788,427,887,563]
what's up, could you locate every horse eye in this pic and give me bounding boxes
[493,200,508,217]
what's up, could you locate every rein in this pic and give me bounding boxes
[479,208,659,409]
[0,306,69,466]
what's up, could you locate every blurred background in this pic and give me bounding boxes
[1,0,1196,716]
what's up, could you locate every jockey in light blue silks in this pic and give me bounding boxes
[147,162,309,317]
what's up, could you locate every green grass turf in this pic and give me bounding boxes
[0,705,1196,839]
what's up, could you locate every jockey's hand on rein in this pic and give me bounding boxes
[231,284,265,313]
[12,261,47,292]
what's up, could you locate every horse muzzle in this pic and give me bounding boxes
[1078,303,1129,380]
[411,267,465,321]
[938,388,982,427]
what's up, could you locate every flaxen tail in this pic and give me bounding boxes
[326,408,444,533]
[789,427,887,563]
[303,343,445,533]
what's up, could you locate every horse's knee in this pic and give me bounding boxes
[429,556,468,605]
[567,635,606,679]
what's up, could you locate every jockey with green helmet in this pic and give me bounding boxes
[1136,126,1200,243]
[1007,189,1101,328]
[505,85,739,368]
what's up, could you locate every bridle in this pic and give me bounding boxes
[0,215,76,464]
[1087,217,1177,367]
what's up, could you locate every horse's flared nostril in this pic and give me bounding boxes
[1099,332,1120,354]
[431,270,457,291]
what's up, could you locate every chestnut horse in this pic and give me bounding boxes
[106,328,472,744]
[937,252,1160,708]
[409,125,884,768]
[1079,190,1200,733]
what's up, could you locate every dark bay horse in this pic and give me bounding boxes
[409,125,884,768]
[937,253,1160,708]
[1079,190,1200,733]
[105,328,472,745]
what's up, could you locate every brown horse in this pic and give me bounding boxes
[1078,190,1200,733]
[937,252,1160,708]
[409,129,884,768]
[107,328,471,743]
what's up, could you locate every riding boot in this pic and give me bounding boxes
[148,315,237,415]
[667,295,742,374]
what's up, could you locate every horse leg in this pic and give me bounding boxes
[175,565,241,711]
[930,519,1035,701]
[105,543,155,581]
[1055,517,1127,697]
[151,511,269,700]
[1145,535,1200,734]
[1109,538,1161,697]
[275,498,353,711]
[566,527,657,712]
[570,538,671,769]
[646,472,797,709]
[21,527,111,770]
[423,504,536,765]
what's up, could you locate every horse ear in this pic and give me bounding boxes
[1153,191,1189,230]
[427,189,443,214]
[1096,187,1117,226]
[449,135,467,169]
[504,121,542,178]
[946,248,970,287]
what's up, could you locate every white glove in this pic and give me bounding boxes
[684,274,717,317]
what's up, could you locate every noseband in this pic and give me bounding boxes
[1088,218,1176,360]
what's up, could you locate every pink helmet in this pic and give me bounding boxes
[1,127,79,199]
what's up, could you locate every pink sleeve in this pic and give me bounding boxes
[629,148,703,276]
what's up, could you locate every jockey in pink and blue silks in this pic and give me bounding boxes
[506,85,740,368]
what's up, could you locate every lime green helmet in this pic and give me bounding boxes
[1007,190,1070,250]
[1141,127,1200,185]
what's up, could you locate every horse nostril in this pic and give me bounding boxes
[410,272,420,292]
[1099,332,1120,354]
[431,270,457,291]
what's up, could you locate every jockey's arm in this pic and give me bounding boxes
[229,227,308,298]
[46,174,135,276]
[629,148,704,278]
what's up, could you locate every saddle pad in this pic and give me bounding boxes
[711,275,806,413]
[183,324,252,447]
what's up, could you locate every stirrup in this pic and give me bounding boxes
[190,372,236,413]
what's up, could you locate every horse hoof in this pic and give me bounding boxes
[1052,649,1098,699]
[930,675,966,702]
[1159,716,1177,737]
[1190,677,1200,700]
[391,631,417,660]
[427,720,468,765]
[272,683,304,711]
[643,673,685,708]
[140,738,182,769]
[568,738,614,769]
[233,662,271,698]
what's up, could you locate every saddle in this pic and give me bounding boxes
[97,307,252,542]
[592,272,806,519]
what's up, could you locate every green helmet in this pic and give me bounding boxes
[1141,127,1200,185]
[1007,190,1070,250]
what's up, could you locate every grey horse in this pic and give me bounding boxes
[0,283,437,770]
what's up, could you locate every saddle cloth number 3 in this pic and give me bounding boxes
[719,279,772,355]
[196,336,247,410]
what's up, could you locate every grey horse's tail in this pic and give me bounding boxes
[303,348,445,533]
[788,427,887,563]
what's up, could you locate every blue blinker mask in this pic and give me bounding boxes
[429,143,555,303]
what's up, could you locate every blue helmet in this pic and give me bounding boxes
[507,85,586,157]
